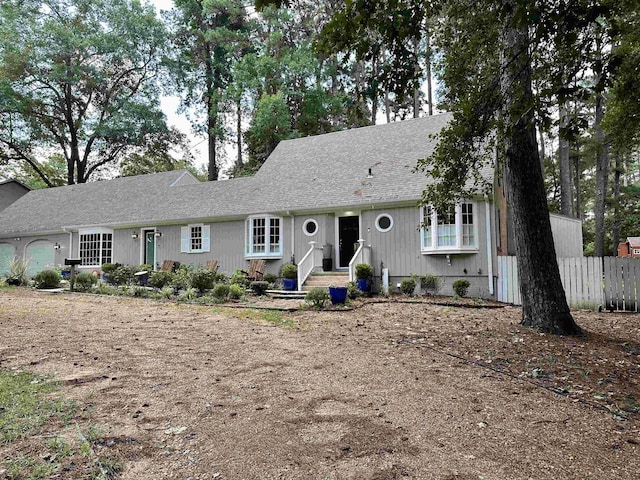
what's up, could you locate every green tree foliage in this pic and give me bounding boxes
[0,0,169,186]
[167,0,251,181]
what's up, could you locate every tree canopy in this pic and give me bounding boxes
[0,0,169,185]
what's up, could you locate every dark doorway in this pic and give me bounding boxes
[338,216,360,268]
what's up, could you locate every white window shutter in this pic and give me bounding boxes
[202,225,211,252]
[181,226,190,253]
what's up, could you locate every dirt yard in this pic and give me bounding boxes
[1,289,639,479]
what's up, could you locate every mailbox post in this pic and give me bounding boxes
[64,258,82,291]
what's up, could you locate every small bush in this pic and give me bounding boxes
[228,283,244,300]
[148,270,174,289]
[250,281,269,296]
[138,263,153,272]
[355,263,373,280]
[346,281,362,300]
[171,266,192,291]
[74,272,97,292]
[178,287,197,301]
[108,265,137,285]
[280,263,297,280]
[100,263,120,274]
[127,285,148,297]
[190,268,215,293]
[400,277,417,295]
[212,283,230,300]
[33,269,61,289]
[453,279,470,297]
[159,286,174,299]
[8,257,28,285]
[93,283,118,295]
[262,273,277,284]
[212,271,228,283]
[230,269,247,286]
[305,287,329,309]
[421,274,443,295]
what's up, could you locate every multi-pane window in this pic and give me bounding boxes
[180,224,210,253]
[190,225,202,251]
[246,216,282,257]
[79,231,112,266]
[461,203,475,247]
[421,202,477,252]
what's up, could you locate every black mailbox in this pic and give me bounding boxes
[64,258,82,266]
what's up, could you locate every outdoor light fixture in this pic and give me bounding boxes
[154,231,162,238]
[14,237,21,241]
[53,243,61,250]
[131,231,139,239]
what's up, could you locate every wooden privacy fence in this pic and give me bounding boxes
[497,257,640,312]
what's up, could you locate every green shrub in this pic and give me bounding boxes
[108,265,137,285]
[355,263,373,280]
[160,286,174,299]
[400,277,417,295]
[230,269,247,286]
[453,279,470,297]
[250,281,269,296]
[138,263,153,272]
[178,287,197,301]
[93,283,118,295]
[171,266,192,291]
[420,274,443,295]
[212,283,230,300]
[262,273,277,284]
[212,271,228,283]
[346,281,362,300]
[126,285,148,297]
[74,272,97,292]
[228,283,244,300]
[280,263,297,280]
[305,287,329,309]
[100,263,120,274]
[8,257,28,285]
[33,269,61,289]
[148,270,174,289]
[190,268,215,293]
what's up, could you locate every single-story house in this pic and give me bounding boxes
[617,237,640,258]
[0,114,583,297]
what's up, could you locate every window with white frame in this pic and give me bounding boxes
[420,202,478,253]
[634,248,640,255]
[246,215,282,257]
[181,224,210,253]
[79,229,113,266]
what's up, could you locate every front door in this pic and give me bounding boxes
[338,216,359,268]
[144,231,155,267]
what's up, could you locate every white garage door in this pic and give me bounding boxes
[0,243,16,277]
[26,241,54,277]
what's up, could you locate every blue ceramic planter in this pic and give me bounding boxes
[329,286,348,305]
[282,278,297,291]
[356,278,370,292]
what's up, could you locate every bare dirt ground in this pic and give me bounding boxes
[1,288,640,480]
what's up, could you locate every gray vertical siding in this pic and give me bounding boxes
[293,213,334,264]
[361,203,495,298]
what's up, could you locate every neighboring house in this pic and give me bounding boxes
[0,179,30,213]
[617,237,640,258]
[0,114,582,297]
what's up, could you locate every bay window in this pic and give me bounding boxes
[420,202,478,253]
[246,215,282,257]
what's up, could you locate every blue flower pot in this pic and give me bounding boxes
[329,286,348,305]
[356,278,370,292]
[282,278,297,291]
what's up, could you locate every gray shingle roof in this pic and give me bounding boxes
[0,114,493,235]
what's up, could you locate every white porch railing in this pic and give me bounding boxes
[297,241,323,291]
[348,239,371,282]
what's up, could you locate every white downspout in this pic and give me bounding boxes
[288,212,295,263]
[485,199,494,295]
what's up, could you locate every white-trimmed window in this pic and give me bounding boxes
[303,219,318,236]
[181,224,210,253]
[79,228,113,266]
[420,202,478,253]
[633,248,640,255]
[246,215,282,257]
